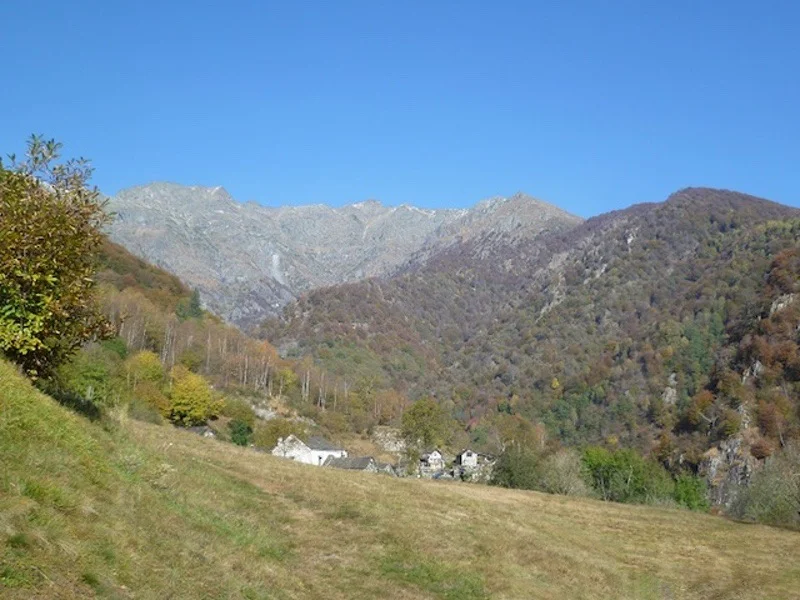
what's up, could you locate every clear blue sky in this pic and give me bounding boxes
[2,1,798,216]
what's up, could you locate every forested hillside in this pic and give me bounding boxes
[51,234,415,450]
[262,188,800,493]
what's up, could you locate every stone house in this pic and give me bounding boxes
[420,449,445,470]
[324,455,398,476]
[324,456,378,472]
[455,449,478,468]
[417,449,446,477]
[271,434,347,466]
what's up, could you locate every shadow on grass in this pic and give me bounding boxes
[37,382,102,421]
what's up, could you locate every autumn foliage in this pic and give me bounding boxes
[0,137,111,376]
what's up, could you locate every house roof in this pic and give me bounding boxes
[324,456,376,470]
[421,449,442,459]
[306,436,344,451]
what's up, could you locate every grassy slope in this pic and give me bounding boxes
[1,360,799,600]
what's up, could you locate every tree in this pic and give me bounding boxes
[176,289,203,320]
[0,136,111,377]
[731,443,800,528]
[253,418,307,451]
[124,350,164,389]
[401,397,453,448]
[167,365,221,426]
[539,449,590,497]
[490,445,542,490]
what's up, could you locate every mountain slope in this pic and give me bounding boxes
[262,188,800,454]
[106,183,581,327]
[2,359,800,599]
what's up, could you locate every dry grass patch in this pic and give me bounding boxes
[2,359,800,599]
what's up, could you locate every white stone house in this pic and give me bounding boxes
[271,434,347,466]
[455,449,478,468]
[420,449,445,471]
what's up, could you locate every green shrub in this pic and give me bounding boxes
[582,447,674,504]
[0,136,111,377]
[167,366,221,426]
[101,337,128,359]
[673,474,710,511]
[54,344,123,407]
[490,445,542,490]
[220,397,256,428]
[229,419,253,446]
[252,419,307,451]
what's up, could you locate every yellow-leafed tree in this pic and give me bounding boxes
[168,365,221,426]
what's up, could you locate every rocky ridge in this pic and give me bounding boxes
[106,183,582,327]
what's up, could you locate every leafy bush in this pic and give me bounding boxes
[131,381,170,416]
[167,366,221,426]
[229,419,253,446]
[490,446,542,490]
[124,351,164,388]
[732,444,800,529]
[220,397,256,428]
[54,344,122,406]
[539,449,590,497]
[582,447,674,504]
[253,419,307,451]
[401,398,454,448]
[101,337,128,359]
[0,136,111,377]
[672,474,710,511]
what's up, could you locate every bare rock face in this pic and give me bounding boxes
[371,426,406,453]
[700,434,760,508]
[106,183,582,328]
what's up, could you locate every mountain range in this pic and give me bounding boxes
[106,183,581,328]
[106,183,800,472]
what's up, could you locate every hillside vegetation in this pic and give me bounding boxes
[2,359,800,600]
[262,189,800,494]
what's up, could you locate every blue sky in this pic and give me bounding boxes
[2,1,798,217]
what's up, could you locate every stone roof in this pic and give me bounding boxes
[324,456,376,470]
[376,462,397,475]
[306,436,344,451]
[420,449,443,460]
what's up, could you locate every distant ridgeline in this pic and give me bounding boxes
[105,183,582,328]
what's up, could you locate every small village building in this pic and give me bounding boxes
[323,456,379,472]
[455,449,478,468]
[420,449,445,470]
[271,434,347,466]
[376,462,397,476]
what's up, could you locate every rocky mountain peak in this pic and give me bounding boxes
[106,183,582,328]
